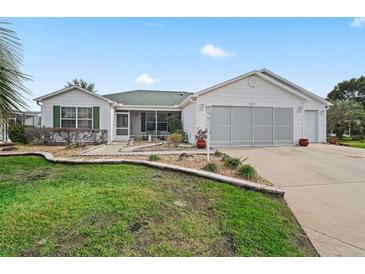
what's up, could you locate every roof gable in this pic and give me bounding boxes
[34,86,115,104]
[182,69,331,107]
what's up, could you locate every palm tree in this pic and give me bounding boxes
[66,78,96,92]
[0,21,30,131]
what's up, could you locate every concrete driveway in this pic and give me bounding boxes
[219,144,365,256]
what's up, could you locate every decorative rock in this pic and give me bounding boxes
[178,153,194,161]
[2,146,18,151]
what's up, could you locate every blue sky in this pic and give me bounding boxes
[10,17,365,110]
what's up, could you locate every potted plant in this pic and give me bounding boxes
[328,136,338,145]
[299,138,309,147]
[195,128,207,149]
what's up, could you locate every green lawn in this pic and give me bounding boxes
[0,156,317,257]
[339,139,365,149]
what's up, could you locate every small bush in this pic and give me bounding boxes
[8,122,27,143]
[238,164,257,180]
[214,150,223,157]
[222,153,230,161]
[148,154,160,161]
[203,162,217,172]
[168,133,184,146]
[223,156,240,169]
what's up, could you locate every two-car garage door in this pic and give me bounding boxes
[211,106,293,146]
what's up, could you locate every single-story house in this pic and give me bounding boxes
[34,69,331,146]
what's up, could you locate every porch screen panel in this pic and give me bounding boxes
[274,108,293,144]
[210,106,231,145]
[231,107,253,145]
[253,107,273,145]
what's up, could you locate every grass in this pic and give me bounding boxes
[0,156,317,257]
[338,139,365,149]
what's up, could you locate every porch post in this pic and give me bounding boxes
[155,110,158,141]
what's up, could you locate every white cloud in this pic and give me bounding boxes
[200,44,234,59]
[349,17,365,27]
[146,22,165,27]
[134,74,158,85]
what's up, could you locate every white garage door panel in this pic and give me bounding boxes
[211,107,231,145]
[211,106,293,146]
[231,107,253,145]
[305,110,318,142]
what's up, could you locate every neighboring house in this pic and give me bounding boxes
[0,111,41,142]
[34,69,331,146]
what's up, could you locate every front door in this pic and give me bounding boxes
[116,113,129,141]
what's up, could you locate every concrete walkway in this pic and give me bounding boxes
[82,142,214,156]
[219,144,365,257]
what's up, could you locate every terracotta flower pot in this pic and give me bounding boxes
[299,138,309,147]
[329,137,338,145]
[196,139,206,149]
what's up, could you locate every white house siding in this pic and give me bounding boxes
[186,75,327,145]
[40,88,111,139]
[181,101,197,143]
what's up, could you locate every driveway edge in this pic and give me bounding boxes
[0,151,284,196]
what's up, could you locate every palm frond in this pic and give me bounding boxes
[0,20,31,127]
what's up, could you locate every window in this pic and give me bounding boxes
[157,113,168,131]
[78,107,92,129]
[141,112,169,132]
[61,107,76,128]
[61,107,92,129]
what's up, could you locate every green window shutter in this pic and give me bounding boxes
[93,106,100,129]
[141,112,146,132]
[53,105,60,128]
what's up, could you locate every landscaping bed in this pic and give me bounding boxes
[2,144,94,157]
[0,156,317,256]
[0,144,271,186]
[97,154,272,186]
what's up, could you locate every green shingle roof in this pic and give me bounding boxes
[102,90,192,106]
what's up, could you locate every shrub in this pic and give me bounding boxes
[223,156,240,169]
[203,162,217,172]
[168,133,184,146]
[148,154,160,161]
[8,122,27,143]
[214,150,223,157]
[238,164,257,180]
[25,127,108,145]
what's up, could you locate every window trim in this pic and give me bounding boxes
[60,106,93,129]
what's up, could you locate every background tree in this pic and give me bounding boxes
[327,76,365,107]
[0,21,30,128]
[327,100,365,138]
[65,78,96,92]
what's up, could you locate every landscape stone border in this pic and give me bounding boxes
[0,151,285,196]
